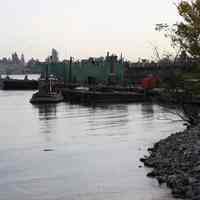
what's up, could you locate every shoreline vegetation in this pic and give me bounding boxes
[140,124,200,199]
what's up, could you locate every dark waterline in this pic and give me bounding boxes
[0,88,184,200]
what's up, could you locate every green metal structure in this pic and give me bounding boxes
[35,61,125,84]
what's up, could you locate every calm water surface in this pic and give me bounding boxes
[0,88,185,200]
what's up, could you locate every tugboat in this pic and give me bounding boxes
[30,75,63,104]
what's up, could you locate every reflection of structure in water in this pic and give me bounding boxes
[141,103,154,119]
[34,104,57,120]
[34,104,58,142]
[86,104,129,132]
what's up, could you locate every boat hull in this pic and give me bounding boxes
[62,88,146,104]
[2,79,38,90]
[30,92,63,104]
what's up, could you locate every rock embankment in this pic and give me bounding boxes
[141,125,200,199]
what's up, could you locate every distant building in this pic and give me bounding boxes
[12,52,20,64]
[45,49,59,63]
[2,57,8,64]
[51,48,59,63]
[20,54,25,65]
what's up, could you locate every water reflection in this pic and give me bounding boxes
[141,103,154,120]
[34,104,57,120]
[33,104,58,142]
[0,89,185,200]
[86,104,129,134]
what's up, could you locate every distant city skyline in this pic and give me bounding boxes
[0,0,181,61]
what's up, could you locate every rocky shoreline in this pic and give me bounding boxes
[140,124,200,199]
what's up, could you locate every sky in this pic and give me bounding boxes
[0,0,181,62]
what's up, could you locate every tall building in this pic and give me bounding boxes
[20,54,25,65]
[12,52,20,64]
[51,48,59,63]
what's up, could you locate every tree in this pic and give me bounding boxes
[177,0,200,59]
[155,23,183,63]
[155,1,200,126]
[156,0,200,60]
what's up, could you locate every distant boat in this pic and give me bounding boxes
[1,75,38,90]
[30,75,63,104]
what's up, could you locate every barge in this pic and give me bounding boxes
[1,78,38,90]
[62,87,146,104]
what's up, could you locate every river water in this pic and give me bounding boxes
[0,82,185,200]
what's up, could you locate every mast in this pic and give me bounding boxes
[68,57,73,83]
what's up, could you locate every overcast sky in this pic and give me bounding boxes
[0,0,181,61]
